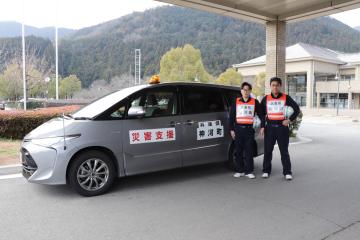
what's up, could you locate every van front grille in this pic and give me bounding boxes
[21,148,38,179]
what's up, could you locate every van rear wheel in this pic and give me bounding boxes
[68,150,116,197]
[226,141,258,171]
[226,144,237,171]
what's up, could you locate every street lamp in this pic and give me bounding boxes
[335,71,340,116]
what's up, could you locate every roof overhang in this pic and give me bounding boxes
[233,57,346,68]
[156,0,360,23]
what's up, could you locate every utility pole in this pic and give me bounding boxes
[135,49,141,85]
[55,0,59,100]
[22,3,27,110]
[55,25,59,100]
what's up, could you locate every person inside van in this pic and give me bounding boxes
[229,82,265,179]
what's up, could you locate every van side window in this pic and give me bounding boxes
[110,105,126,119]
[182,87,225,114]
[224,90,241,109]
[129,89,177,118]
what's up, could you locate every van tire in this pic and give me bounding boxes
[226,144,237,171]
[226,141,258,171]
[68,150,116,197]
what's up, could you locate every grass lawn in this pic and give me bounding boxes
[0,138,21,166]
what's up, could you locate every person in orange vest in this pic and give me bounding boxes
[260,77,300,180]
[229,82,265,179]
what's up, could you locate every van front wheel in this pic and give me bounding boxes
[68,150,116,196]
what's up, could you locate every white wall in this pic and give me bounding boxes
[236,65,265,76]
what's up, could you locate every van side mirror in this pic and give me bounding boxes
[128,106,146,118]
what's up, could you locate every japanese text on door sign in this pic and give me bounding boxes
[197,120,224,140]
[129,128,176,144]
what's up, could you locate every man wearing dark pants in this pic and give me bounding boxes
[261,77,300,180]
[229,82,265,179]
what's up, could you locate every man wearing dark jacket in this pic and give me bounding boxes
[261,77,300,180]
[229,82,265,179]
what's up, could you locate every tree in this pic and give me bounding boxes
[252,72,266,97]
[0,64,23,101]
[74,74,133,99]
[27,67,45,98]
[47,75,59,99]
[159,44,213,83]
[59,75,82,99]
[214,68,242,86]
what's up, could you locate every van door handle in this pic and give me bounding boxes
[168,121,181,127]
[185,120,197,125]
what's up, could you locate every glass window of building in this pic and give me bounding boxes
[286,74,307,107]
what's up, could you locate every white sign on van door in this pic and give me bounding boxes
[197,120,224,140]
[129,128,176,144]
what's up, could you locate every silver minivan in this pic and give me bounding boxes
[21,82,264,196]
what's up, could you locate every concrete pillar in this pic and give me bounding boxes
[306,61,314,108]
[355,65,360,109]
[355,65,360,83]
[348,91,352,109]
[317,92,321,108]
[354,94,360,109]
[265,20,286,94]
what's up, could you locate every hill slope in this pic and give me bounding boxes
[59,6,360,87]
[0,21,74,40]
[0,36,54,73]
[2,6,360,88]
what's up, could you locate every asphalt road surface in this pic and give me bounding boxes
[1,121,360,240]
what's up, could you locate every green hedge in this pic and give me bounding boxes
[0,106,81,140]
[289,110,303,138]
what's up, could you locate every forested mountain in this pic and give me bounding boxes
[355,26,360,31]
[2,6,360,88]
[0,21,74,40]
[0,36,54,74]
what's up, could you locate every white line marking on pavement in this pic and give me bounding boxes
[290,136,313,145]
[0,164,21,169]
[273,136,312,148]
[0,173,22,180]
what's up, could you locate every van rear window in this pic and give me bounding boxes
[182,87,225,114]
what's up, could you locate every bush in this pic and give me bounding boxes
[0,105,81,140]
[289,110,303,138]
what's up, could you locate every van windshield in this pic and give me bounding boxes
[71,85,147,119]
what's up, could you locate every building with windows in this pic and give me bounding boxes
[233,43,360,109]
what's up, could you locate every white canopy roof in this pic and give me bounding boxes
[157,0,360,23]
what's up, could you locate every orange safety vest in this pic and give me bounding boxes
[266,94,286,120]
[236,97,255,124]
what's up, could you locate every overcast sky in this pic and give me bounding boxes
[1,0,360,29]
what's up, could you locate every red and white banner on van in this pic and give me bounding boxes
[129,128,176,144]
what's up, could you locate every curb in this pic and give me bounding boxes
[0,164,22,177]
[0,173,22,180]
[0,164,21,169]
[290,136,312,145]
[272,136,312,149]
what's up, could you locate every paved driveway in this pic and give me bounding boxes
[0,121,359,240]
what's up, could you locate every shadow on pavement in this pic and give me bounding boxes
[112,163,230,192]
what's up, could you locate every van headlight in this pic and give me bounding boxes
[29,134,81,147]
